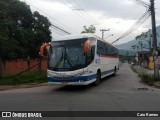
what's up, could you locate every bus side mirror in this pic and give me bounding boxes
[40,44,50,56]
[84,40,90,54]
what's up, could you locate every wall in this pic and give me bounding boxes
[149,56,160,70]
[1,59,47,75]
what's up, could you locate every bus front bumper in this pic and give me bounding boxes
[47,75,96,85]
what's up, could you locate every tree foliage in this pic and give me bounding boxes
[81,25,96,33]
[135,31,150,40]
[135,29,159,40]
[0,0,51,60]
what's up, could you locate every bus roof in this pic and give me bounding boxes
[52,34,99,41]
[52,34,117,48]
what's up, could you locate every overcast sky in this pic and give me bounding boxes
[21,0,160,44]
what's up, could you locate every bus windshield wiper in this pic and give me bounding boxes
[54,52,63,68]
[65,54,73,67]
[63,46,73,67]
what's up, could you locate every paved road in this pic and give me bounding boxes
[0,63,160,120]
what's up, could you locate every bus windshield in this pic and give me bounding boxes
[48,38,94,71]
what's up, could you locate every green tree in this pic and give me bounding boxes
[135,29,159,40]
[135,30,152,51]
[81,25,96,33]
[0,0,51,61]
[135,31,149,41]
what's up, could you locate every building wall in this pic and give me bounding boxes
[149,56,160,70]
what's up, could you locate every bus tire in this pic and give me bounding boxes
[113,67,116,76]
[94,71,101,85]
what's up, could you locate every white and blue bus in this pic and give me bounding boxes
[47,34,119,85]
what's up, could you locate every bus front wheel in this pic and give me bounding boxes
[113,67,116,76]
[94,71,101,85]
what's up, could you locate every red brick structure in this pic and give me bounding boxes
[1,59,48,74]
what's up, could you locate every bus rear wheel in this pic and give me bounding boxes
[94,71,101,85]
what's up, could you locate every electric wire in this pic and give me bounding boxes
[62,0,92,24]
[25,0,73,34]
[51,24,71,35]
[31,0,77,33]
[112,10,150,44]
[112,12,150,44]
[26,0,73,33]
[69,0,99,24]
[51,28,67,36]
[51,29,66,36]
[134,0,150,8]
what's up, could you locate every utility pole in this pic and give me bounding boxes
[148,29,152,53]
[150,0,159,80]
[100,29,110,39]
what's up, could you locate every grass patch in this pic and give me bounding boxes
[0,71,47,85]
[131,67,159,86]
[138,73,157,85]
[131,67,138,73]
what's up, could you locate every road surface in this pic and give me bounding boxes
[0,63,160,120]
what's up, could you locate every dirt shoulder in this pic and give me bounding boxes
[0,82,48,91]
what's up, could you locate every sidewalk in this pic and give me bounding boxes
[133,65,160,88]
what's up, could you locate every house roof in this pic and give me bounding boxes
[137,51,150,54]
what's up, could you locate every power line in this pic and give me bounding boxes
[26,0,73,33]
[51,24,71,35]
[67,0,94,24]
[51,28,67,36]
[65,0,99,25]
[51,27,69,35]
[112,10,150,44]
[62,0,93,24]
[25,0,74,34]
[36,0,79,33]
[50,27,67,36]
[69,0,99,24]
[133,0,150,8]
[112,12,150,44]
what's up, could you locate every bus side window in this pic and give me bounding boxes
[107,45,111,56]
[91,45,95,58]
[110,47,114,56]
[97,40,105,55]
[97,40,101,55]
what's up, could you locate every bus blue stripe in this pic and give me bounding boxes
[47,74,96,82]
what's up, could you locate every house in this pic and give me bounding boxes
[136,51,151,68]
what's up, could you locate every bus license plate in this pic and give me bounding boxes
[61,81,68,85]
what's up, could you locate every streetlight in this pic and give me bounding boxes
[104,34,114,39]
[100,29,110,39]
